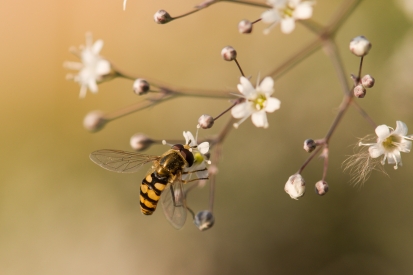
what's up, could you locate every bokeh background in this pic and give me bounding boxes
[2,0,413,274]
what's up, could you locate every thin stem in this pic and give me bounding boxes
[322,146,329,181]
[357,56,364,82]
[213,99,243,121]
[234,59,245,77]
[298,145,323,174]
[327,0,363,35]
[222,0,270,9]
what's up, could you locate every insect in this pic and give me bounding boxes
[89,143,208,229]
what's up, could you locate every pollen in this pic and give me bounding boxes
[252,94,267,111]
[382,135,400,150]
[194,152,204,164]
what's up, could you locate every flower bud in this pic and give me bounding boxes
[238,19,253,34]
[303,139,316,153]
[83,111,106,132]
[349,36,372,57]
[284,174,305,200]
[314,180,329,196]
[154,10,172,24]
[361,74,375,88]
[198,114,214,129]
[354,84,366,98]
[221,46,237,61]
[133,78,150,95]
[130,133,154,151]
[194,210,214,231]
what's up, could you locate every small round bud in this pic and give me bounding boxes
[221,46,237,61]
[133,78,150,95]
[198,114,214,129]
[130,133,154,151]
[314,180,329,196]
[194,210,214,231]
[349,36,372,57]
[284,174,305,200]
[354,84,366,98]
[238,19,253,34]
[361,74,375,88]
[83,111,107,132]
[154,10,172,24]
[303,139,316,153]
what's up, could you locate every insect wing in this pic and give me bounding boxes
[90,149,160,173]
[161,180,187,230]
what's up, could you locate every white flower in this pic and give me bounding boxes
[359,121,413,169]
[231,76,280,129]
[284,174,305,200]
[182,131,210,180]
[261,0,314,34]
[64,33,111,98]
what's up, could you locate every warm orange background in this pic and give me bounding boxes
[1,0,413,274]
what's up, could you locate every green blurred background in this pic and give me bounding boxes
[1,0,413,274]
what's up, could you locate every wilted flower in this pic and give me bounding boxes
[359,121,413,169]
[261,0,315,34]
[284,174,305,200]
[232,76,280,129]
[349,36,372,57]
[194,210,215,231]
[64,33,112,98]
[182,131,210,180]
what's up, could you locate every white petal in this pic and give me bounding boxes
[264,97,281,113]
[123,0,127,10]
[96,60,111,75]
[368,145,384,158]
[394,121,408,136]
[238,77,255,97]
[231,102,250,119]
[399,139,412,153]
[183,131,196,146]
[251,111,268,128]
[375,125,390,139]
[293,2,313,20]
[261,10,280,24]
[259,76,274,94]
[281,18,296,34]
[92,39,104,54]
[87,79,98,93]
[197,142,209,154]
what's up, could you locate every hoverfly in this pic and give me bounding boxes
[89,143,208,229]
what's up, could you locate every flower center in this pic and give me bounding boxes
[282,5,294,18]
[251,93,267,110]
[194,152,204,164]
[382,135,400,150]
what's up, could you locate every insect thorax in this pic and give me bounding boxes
[155,150,186,178]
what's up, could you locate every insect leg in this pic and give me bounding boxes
[182,168,208,174]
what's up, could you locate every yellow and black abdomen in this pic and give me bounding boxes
[139,172,168,215]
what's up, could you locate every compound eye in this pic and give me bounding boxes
[171,144,184,151]
[181,148,194,167]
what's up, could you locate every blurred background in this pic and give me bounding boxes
[1,0,413,274]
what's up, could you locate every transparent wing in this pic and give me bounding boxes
[90,149,160,173]
[161,179,187,230]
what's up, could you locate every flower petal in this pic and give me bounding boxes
[183,131,196,146]
[375,125,390,139]
[231,102,251,119]
[280,18,295,34]
[196,169,209,179]
[264,97,281,113]
[197,142,209,154]
[92,39,104,54]
[261,10,280,24]
[259,76,274,94]
[238,77,255,97]
[368,144,384,158]
[294,2,313,20]
[394,121,408,136]
[251,111,268,128]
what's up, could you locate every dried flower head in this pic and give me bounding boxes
[284,174,305,200]
[238,19,253,34]
[154,10,172,24]
[194,210,214,231]
[349,36,372,57]
[83,110,107,132]
[221,46,237,61]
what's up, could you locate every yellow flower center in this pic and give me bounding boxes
[251,94,267,110]
[382,135,400,150]
[194,152,204,164]
[282,5,294,18]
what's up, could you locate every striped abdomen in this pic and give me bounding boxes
[139,172,168,215]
